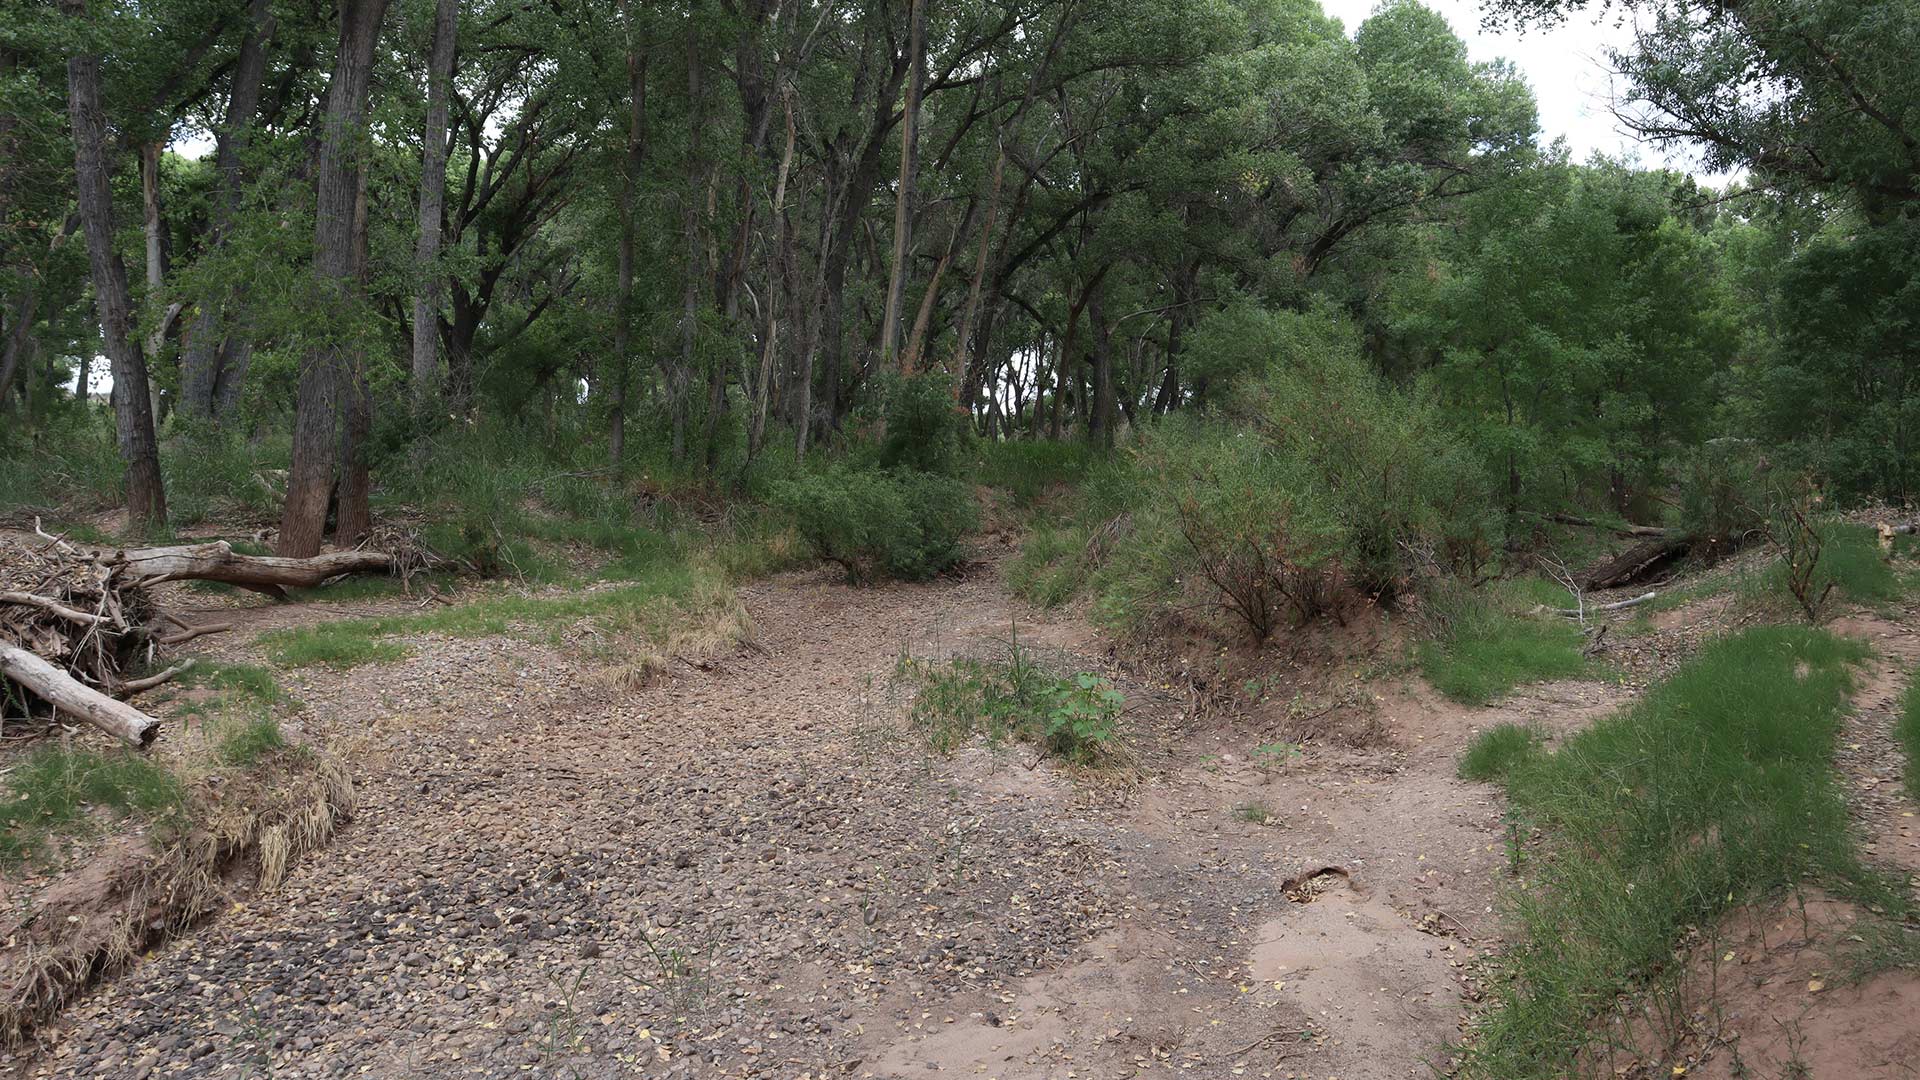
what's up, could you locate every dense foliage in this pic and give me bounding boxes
[0,0,1913,573]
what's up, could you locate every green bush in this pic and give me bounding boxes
[1234,342,1494,592]
[1099,422,1345,639]
[878,373,966,475]
[771,466,977,583]
[1676,437,1767,547]
[905,643,1124,765]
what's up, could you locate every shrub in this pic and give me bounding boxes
[878,373,966,475]
[1234,343,1494,593]
[771,466,977,583]
[1676,437,1766,548]
[904,640,1124,765]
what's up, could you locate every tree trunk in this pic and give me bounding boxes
[748,86,797,458]
[672,26,705,468]
[1089,284,1114,448]
[65,0,166,527]
[0,218,76,406]
[279,0,388,558]
[610,0,646,469]
[139,142,183,431]
[952,146,1006,386]
[178,0,273,421]
[409,0,457,413]
[333,167,374,546]
[878,0,926,371]
[107,540,392,593]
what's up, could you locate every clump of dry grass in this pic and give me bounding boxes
[590,566,756,690]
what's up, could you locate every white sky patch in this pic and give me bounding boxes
[1321,0,1729,180]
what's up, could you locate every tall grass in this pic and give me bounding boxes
[0,747,185,866]
[1418,579,1588,705]
[259,566,735,669]
[1462,626,1872,1077]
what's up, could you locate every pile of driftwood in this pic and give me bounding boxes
[0,522,391,748]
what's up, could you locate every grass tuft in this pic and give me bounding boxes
[1900,673,1920,802]
[216,717,287,766]
[1460,626,1874,1077]
[1458,723,1542,782]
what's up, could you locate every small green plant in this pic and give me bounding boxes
[1458,723,1541,782]
[1035,673,1124,763]
[217,716,288,766]
[1251,741,1302,770]
[1234,802,1275,824]
[904,635,1125,766]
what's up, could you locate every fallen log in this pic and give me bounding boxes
[1539,591,1658,618]
[1548,513,1676,539]
[1577,533,1694,591]
[0,642,159,747]
[105,541,393,599]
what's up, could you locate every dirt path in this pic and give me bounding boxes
[7,568,1613,1080]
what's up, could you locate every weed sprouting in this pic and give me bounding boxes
[1234,802,1275,824]
[902,630,1125,766]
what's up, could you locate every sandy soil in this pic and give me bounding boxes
[3,559,1915,1079]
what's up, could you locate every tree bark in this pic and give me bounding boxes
[672,25,705,468]
[65,0,166,527]
[280,0,388,558]
[333,166,373,545]
[610,0,646,468]
[951,146,1006,386]
[0,643,159,747]
[409,0,458,413]
[748,85,797,458]
[178,0,273,421]
[1088,283,1114,448]
[878,0,926,371]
